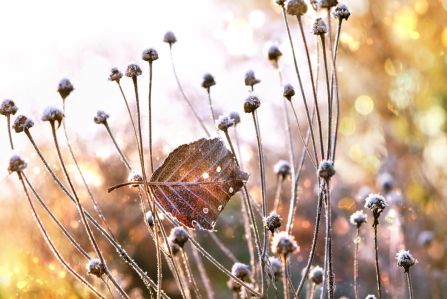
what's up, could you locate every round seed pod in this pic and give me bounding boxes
[201,73,216,89]
[8,155,27,174]
[0,99,18,116]
[108,67,123,82]
[217,115,235,132]
[142,48,159,62]
[231,262,250,279]
[93,110,109,125]
[286,0,308,16]
[396,250,417,271]
[57,79,74,100]
[169,226,189,247]
[318,160,335,179]
[244,70,261,88]
[229,111,241,125]
[350,210,367,228]
[86,258,106,277]
[283,84,295,101]
[312,17,328,35]
[41,106,64,127]
[163,31,177,45]
[333,3,351,20]
[308,265,324,285]
[265,212,282,234]
[13,115,34,133]
[268,45,282,63]
[125,64,142,78]
[271,231,299,257]
[243,95,261,113]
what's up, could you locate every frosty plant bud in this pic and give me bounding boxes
[8,154,27,174]
[86,258,106,277]
[142,48,159,62]
[57,78,74,100]
[364,193,387,216]
[283,84,295,101]
[13,115,34,133]
[93,110,109,125]
[269,257,282,279]
[350,210,367,228]
[309,265,324,285]
[243,95,261,113]
[216,115,235,132]
[0,99,18,116]
[275,0,286,6]
[286,0,308,16]
[108,67,123,82]
[201,73,216,90]
[268,45,282,64]
[271,231,299,257]
[274,160,291,179]
[127,171,143,187]
[167,240,181,256]
[145,211,154,227]
[376,172,394,193]
[318,0,338,9]
[396,250,417,272]
[169,226,189,248]
[229,111,241,125]
[125,64,142,78]
[312,17,328,35]
[244,70,261,89]
[318,160,335,179]
[163,31,177,46]
[265,212,282,234]
[41,106,64,128]
[333,3,351,21]
[231,262,250,280]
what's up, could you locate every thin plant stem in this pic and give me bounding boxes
[208,232,238,263]
[330,20,343,160]
[282,256,290,299]
[405,270,414,299]
[181,249,203,299]
[233,125,243,163]
[104,122,132,170]
[191,232,215,299]
[116,82,141,155]
[206,88,217,129]
[308,283,316,299]
[175,255,192,299]
[319,35,333,160]
[273,176,284,212]
[324,179,334,299]
[373,218,383,299]
[354,227,360,299]
[148,61,154,173]
[6,115,14,150]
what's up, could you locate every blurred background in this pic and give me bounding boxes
[0,0,446,297]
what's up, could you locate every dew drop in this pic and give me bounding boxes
[216,166,222,173]
[229,187,234,194]
[218,205,223,211]
[211,221,216,227]
[202,172,210,179]
[203,208,209,214]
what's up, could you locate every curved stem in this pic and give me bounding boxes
[7,115,14,150]
[354,227,360,299]
[320,35,332,160]
[405,270,413,299]
[181,249,203,299]
[104,122,132,170]
[373,221,382,299]
[117,82,141,155]
[325,179,334,299]
[330,20,343,160]
[191,232,215,299]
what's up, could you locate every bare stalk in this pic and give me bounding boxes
[319,35,333,159]
[181,249,203,299]
[6,115,14,149]
[354,227,360,299]
[373,216,383,299]
[206,88,217,127]
[116,82,141,154]
[405,270,414,299]
[103,122,132,170]
[282,256,290,299]
[191,232,215,299]
[273,176,284,212]
[148,60,155,173]
[330,19,343,159]
[322,179,334,299]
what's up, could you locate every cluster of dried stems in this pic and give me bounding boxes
[2,1,419,299]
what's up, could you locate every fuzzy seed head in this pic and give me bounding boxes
[13,115,34,133]
[0,99,18,116]
[283,84,295,101]
[364,193,387,214]
[350,210,367,227]
[229,111,241,125]
[333,3,351,20]
[269,257,282,279]
[244,70,261,88]
[86,258,106,277]
[309,265,324,285]
[57,79,74,100]
[94,110,109,125]
[318,160,335,179]
[417,230,433,247]
[217,115,235,132]
[142,48,159,62]
[271,231,299,257]
[286,0,308,16]
[274,160,292,179]
[108,67,123,82]
[8,155,27,174]
[268,45,282,62]
[125,64,142,78]
[231,262,250,279]
[41,106,64,126]
[202,73,216,89]
[145,211,154,226]
[243,95,261,113]
[169,226,189,247]
[377,172,394,193]
[365,295,377,299]
[396,250,417,270]
[318,0,338,8]
[127,171,143,187]
[265,212,282,234]
[312,17,328,35]
[163,31,177,45]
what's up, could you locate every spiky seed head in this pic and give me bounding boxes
[376,172,394,193]
[365,295,377,299]
[57,79,74,100]
[108,67,123,82]
[364,193,387,215]
[201,73,216,89]
[13,115,34,133]
[275,0,286,6]
[268,45,282,63]
[244,70,261,88]
[283,84,295,101]
[169,226,189,247]
[41,106,64,127]
[396,250,417,271]
[125,64,142,78]
[417,230,434,247]
[265,212,282,234]
[217,115,235,132]
[229,111,241,125]
[145,211,154,227]
[318,0,338,8]
[350,210,367,228]
[0,99,18,116]
[163,31,177,45]
[93,110,109,125]
[243,95,261,113]
[286,0,308,16]
[231,262,250,279]
[333,3,351,20]
[274,160,291,179]
[318,160,335,179]
[269,257,282,279]
[142,48,159,62]
[86,258,106,277]
[271,231,299,257]
[312,17,328,35]
[309,265,324,284]
[127,171,143,187]
[8,155,27,174]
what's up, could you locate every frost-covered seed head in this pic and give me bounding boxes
[217,115,235,132]
[41,106,64,127]
[142,48,159,62]
[364,193,387,214]
[365,295,377,299]
[269,257,282,279]
[318,0,338,8]
[274,160,291,179]
[13,115,34,133]
[244,70,261,88]
[271,231,299,256]
[86,258,106,277]
[283,84,295,101]
[318,160,335,179]
[333,3,351,20]
[312,17,328,35]
[108,67,123,82]
[127,171,143,187]
[417,230,433,247]
[93,110,109,125]
[229,111,241,125]
[57,79,74,100]
[168,240,181,256]
[163,31,177,45]
[201,73,216,89]
[396,250,417,271]
[286,0,308,16]
[265,212,282,234]
[0,99,18,116]
[231,262,250,279]
[275,0,286,6]
[243,95,261,113]
[377,172,394,193]
[169,226,189,247]
[309,265,324,284]
[268,45,282,63]
[8,155,27,174]
[145,211,154,227]
[125,64,142,78]
[350,210,367,228]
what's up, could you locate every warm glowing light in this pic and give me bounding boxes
[417,105,445,136]
[340,116,356,136]
[202,172,210,179]
[355,95,374,116]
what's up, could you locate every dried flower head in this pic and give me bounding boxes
[283,84,295,101]
[167,240,181,256]
[0,99,18,116]
[376,172,394,193]
[108,67,123,82]
[275,0,286,6]
[364,193,387,215]
[163,31,177,45]
[265,212,282,234]
[13,115,34,133]
[244,70,261,88]
[93,110,109,125]
[269,257,282,279]
[145,211,154,227]
[286,0,308,16]
[271,231,299,257]
[201,73,216,89]
[125,64,142,78]
[57,79,74,100]
[128,171,143,187]
[350,210,367,228]
[396,250,417,271]
[41,106,64,127]
[8,155,27,174]
[333,3,351,20]
[309,265,324,284]
[86,258,106,277]
[318,0,338,8]
[318,160,335,179]
[229,111,241,125]
[365,295,377,299]
[217,115,235,132]
[417,230,434,247]
[312,17,328,35]
[268,45,282,63]
[169,226,189,248]
[142,48,159,62]
[231,262,250,279]
[243,95,261,113]
[274,160,291,179]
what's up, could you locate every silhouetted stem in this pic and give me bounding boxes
[6,115,14,150]
[191,232,215,299]
[148,61,154,173]
[406,270,413,299]
[116,82,141,154]
[181,249,203,299]
[206,88,217,129]
[324,179,334,299]
[373,218,382,299]
[354,227,360,299]
[282,256,290,299]
[320,35,332,160]
[330,20,343,160]
[104,122,132,170]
